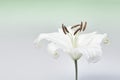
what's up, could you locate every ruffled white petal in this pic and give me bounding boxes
[77,32,105,62]
[89,33,107,46]
[77,46,102,63]
[47,43,60,59]
[77,32,107,47]
[77,32,97,47]
[34,32,72,49]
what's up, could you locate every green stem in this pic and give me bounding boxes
[74,60,78,80]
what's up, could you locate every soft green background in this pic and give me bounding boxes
[0,0,119,49]
[0,0,120,37]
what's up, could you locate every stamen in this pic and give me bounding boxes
[83,22,87,31]
[74,28,80,35]
[79,24,83,31]
[64,26,69,33]
[81,21,83,28]
[62,24,66,34]
[73,22,84,35]
[71,24,80,29]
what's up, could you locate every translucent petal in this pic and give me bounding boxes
[77,32,97,47]
[66,48,83,60]
[77,46,102,63]
[47,43,61,59]
[77,32,107,47]
[89,33,107,46]
[34,32,72,49]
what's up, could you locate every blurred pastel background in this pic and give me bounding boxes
[0,0,120,80]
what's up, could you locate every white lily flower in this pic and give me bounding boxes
[34,22,108,63]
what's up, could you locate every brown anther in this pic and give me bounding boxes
[81,21,83,28]
[79,25,83,31]
[62,24,66,34]
[74,28,80,35]
[83,22,87,31]
[71,24,80,29]
[64,26,69,33]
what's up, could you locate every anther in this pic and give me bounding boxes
[83,22,87,31]
[62,24,66,34]
[64,26,69,33]
[74,28,80,35]
[79,24,83,31]
[81,21,83,28]
[71,24,80,29]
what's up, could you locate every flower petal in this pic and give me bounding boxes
[47,43,61,59]
[34,32,72,49]
[77,32,107,47]
[66,48,83,60]
[89,33,107,46]
[77,32,97,47]
[77,46,102,63]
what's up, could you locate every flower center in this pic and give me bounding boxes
[62,22,87,48]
